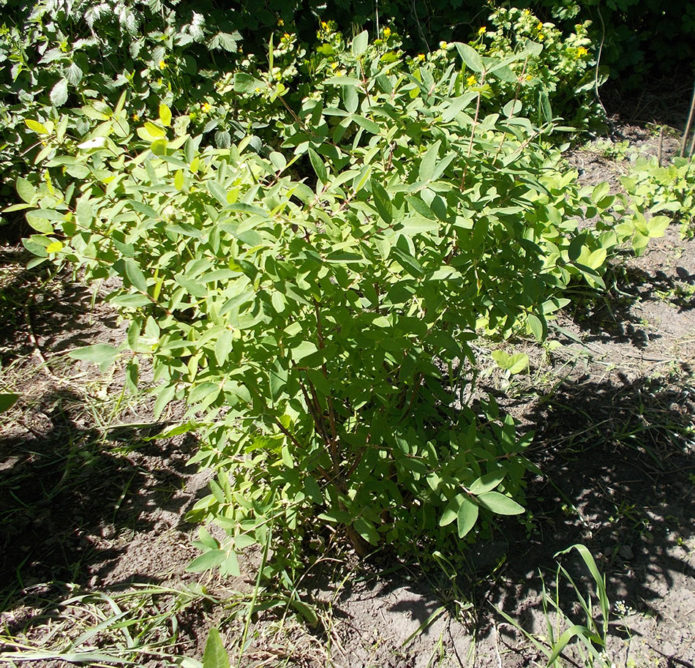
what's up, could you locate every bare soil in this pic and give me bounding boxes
[1,126,694,667]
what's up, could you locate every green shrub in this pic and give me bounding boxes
[533,0,695,93]
[16,31,651,579]
[0,0,242,230]
[474,7,602,129]
[620,157,695,240]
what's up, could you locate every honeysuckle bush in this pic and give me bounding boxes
[204,10,604,154]
[0,0,242,228]
[1,0,606,238]
[472,7,603,129]
[15,31,658,580]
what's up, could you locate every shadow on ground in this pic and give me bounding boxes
[565,257,695,350]
[0,252,202,638]
[472,372,695,664]
[0,391,198,589]
[0,248,119,364]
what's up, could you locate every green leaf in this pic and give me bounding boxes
[469,471,505,495]
[455,43,483,73]
[308,148,328,185]
[159,102,172,127]
[66,61,83,85]
[439,495,461,527]
[456,498,479,538]
[0,393,19,413]
[234,72,263,93]
[391,246,424,277]
[219,551,240,577]
[491,350,529,374]
[69,344,120,371]
[186,549,227,573]
[202,628,230,668]
[442,92,476,123]
[110,294,152,307]
[353,517,379,545]
[16,178,36,204]
[145,121,166,138]
[123,259,148,293]
[371,179,392,224]
[526,313,546,342]
[50,78,69,107]
[153,385,176,420]
[25,119,49,135]
[291,599,319,626]
[351,114,379,134]
[25,211,53,234]
[215,329,234,366]
[291,341,318,362]
[477,491,525,516]
[352,30,369,57]
[418,141,440,182]
[208,181,228,206]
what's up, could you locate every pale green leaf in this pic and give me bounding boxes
[50,78,69,107]
[352,30,369,57]
[457,498,479,537]
[477,491,525,515]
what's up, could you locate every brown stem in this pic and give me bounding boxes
[459,71,485,191]
[680,83,695,158]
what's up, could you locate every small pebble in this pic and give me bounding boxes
[100,524,115,539]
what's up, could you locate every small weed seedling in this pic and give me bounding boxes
[494,544,613,667]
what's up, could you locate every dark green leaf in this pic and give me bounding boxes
[371,179,392,224]
[0,393,19,413]
[308,148,328,185]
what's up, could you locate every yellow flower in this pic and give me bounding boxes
[383,27,391,38]
[417,53,425,61]
[439,40,448,49]
[478,26,486,35]
[523,9,530,15]
[330,61,339,69]
[277,18,284,26]
[158,59,167,70]
[156,78,163,86]
[466,74,477,86]
[576,46,588,57]
[536,22,543,30]
[201,102,211,113]
[283,32,291,40]
[132,113,139,122]
[321,21,328,29]
[538,33,545,41]
[525,74,532,81]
